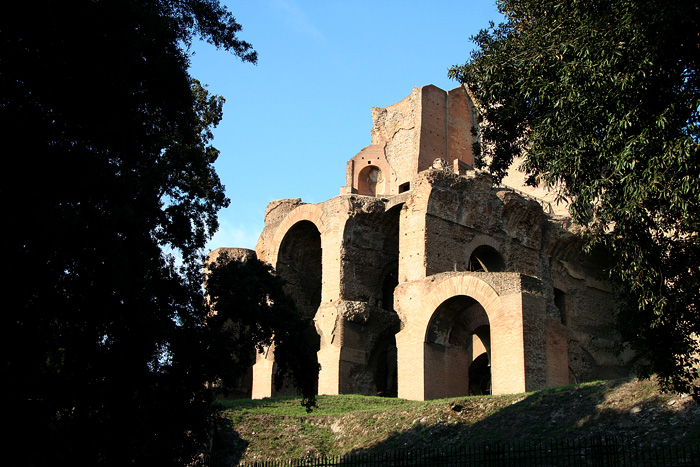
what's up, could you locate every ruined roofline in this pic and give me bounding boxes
[341,84,477,198]
[262,163,561,233]
[339,84,570,217]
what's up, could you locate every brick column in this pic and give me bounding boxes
[314,303,341,395]
[490,291,527,394]
[395,317,426,400]
[251,348,275,399]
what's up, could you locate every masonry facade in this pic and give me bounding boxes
[214,85,634,400]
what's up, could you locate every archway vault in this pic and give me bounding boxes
[252,204,326,399]
[268,204,327,267]
[424,294,490,399]
[395,273,529,400]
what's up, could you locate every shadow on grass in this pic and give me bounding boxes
[339,379,699,462]
[211,379,700,465]
[209,417,249,466]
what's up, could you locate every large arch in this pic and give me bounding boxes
[424,295,490,399]
[395,273,528,400]
[276,220,322,319]
[268,204,326,267]
[252,205,326,399]
[336,204,401,396]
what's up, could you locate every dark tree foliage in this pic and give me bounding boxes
[204,253,320,410]
[0,1,312,465]
[450,0,700,396]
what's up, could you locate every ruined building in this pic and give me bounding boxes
[212,84,633,400]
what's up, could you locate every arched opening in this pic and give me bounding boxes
[468,353,491,395]
[468,245,505,272]
[424,295,491,399]
[357,165,384,197]
[341,205,400,396]
[274,220,322,395]
[277,221,322,318]
[468,322,492,395]
[368,262,399,397]
[369,331,398,397]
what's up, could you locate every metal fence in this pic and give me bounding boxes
[223,437,699,467]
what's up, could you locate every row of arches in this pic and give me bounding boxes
[264,211,515,400]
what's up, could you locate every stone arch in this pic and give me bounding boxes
[396,274,527,399]
[348,145,393,196]
[468,245,505,272]
[464,235,505,272]
[357,165,385,197]
[424,294,491,399]
[253,205,326,399]
[420,275,502,326]
[276,220,322,319]
[269,204,326,267]
[264,220,321,396]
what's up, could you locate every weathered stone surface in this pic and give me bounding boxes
[337,301,371,324]
[208,247,256,264]
[215,85,633,401]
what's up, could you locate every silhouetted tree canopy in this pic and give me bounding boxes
[1,1,315,465]
[204,253,320,409]
[450,0,700,396]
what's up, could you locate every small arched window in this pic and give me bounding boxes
[357,165,383,196]
[468,245,505,272]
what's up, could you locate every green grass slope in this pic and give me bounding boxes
[211,378,700,465]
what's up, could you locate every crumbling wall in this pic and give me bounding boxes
[331,197,402,396]
[348,85,477,197]
[340,197,399,304]
[420,169,545,279]
[371,88,421,186]
[232,84,634,402]
[255,198,305,262]
[333,300,401,396]
[446,85,476,166]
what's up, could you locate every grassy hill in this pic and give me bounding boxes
[210,378,700,465]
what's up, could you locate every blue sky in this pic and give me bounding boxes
[188,1,503,251]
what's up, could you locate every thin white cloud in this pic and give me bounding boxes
[270,0,325,42]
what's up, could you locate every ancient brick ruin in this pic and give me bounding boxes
[212,84,633,400]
